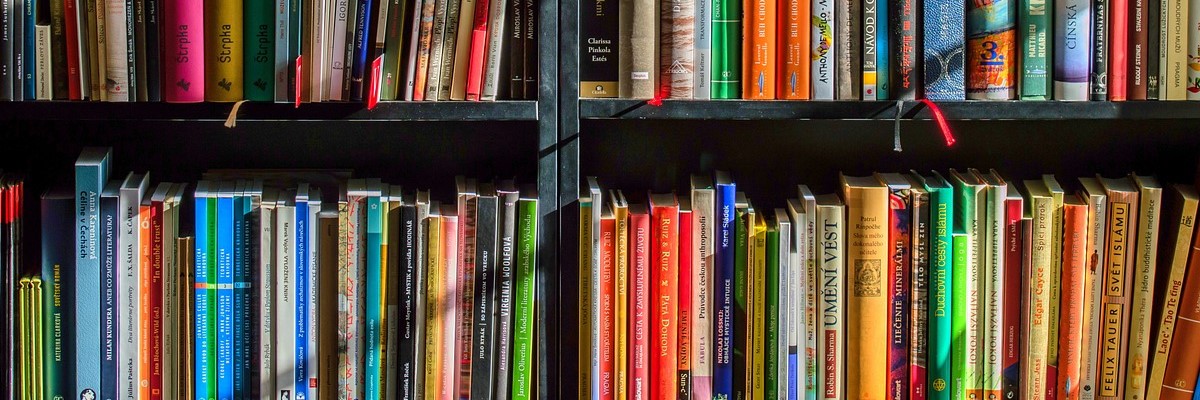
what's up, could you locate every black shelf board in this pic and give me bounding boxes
[579,99,1200,120]
[0,100,539,121]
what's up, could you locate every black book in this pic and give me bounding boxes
[888,0,920,99]
[14,0,24,100]
[1146,0,1160,99]
[384,188,402,399]
[521,0,535,99]
[1090,0,1108,100]
[493,182,519,396]
[145,0,161,101]
[1,1,12,100]
[507,0,522,99]
[48,0,67,98]
[125,0,137,100]
[100,180,121,400]
[470,188,499,400]
[578,0,618,98]
[398,198,419,400]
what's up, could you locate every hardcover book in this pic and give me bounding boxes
[924,0,965,99]
[1129,0,1149,99]
[163,0,205,102]
[694,0,711,98]
[244,0,274,100]
[840,175,888,400]
[744,0,775,99]
[1018,0,1051,99]
[41,188,75,400]
[611,190,630,400]
[679,203,695,400]
[1023,180,1054,400]
[907,177,931,400]
[714,172,737,400]
[1096,176,1140,400]
[919,172,954,400]
[1145,185,1198,400]
[1002,187,1025,400]
[1052,0,1092,100]
[75,148,110,400]
[1124,176,1163,400]
[1044,176,1066,400]
[1161,0,1187,99]
[816,194,845,400]
[630,203,652,400]
[777,0,809,99]
[810,0,834,99]
[890,0,920,99]
[510,191,538,400]
[205,0,244,101]
[711,0,740,98]
[661,0,695,98]
[879,174,912,400]
[863,0,877,98]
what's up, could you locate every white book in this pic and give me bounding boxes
[810,0,835,99]
[118,172,148,400]
[693,0,711,99]
[342,180,369,399]
[329,0,350,100]
[584,177,602,400]
[258,186,277,400]
[797,186,819,398]
[978,171,1007,394]
[775,209,792,399]
[1078,178,1108,400]
[785,198,807,400]
[307,189,323,400]
[816,195,844,399]
[480,0,508,100]
[104,0,131,101]
[690,176,715,398]
[275,0,291,101]
[274,193,297,400]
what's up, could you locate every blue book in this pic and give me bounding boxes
[99,181,119,400]
[365,186,383,400]
[231,183,246,400]
[876,0,889,100]
[1193,371,1200,400]
[194,182,214,400]
[923,0,965,99]
[349,0,375,100]
[713,171,736,400]
[217,183,235,400]
[42,188,76,399]
[918,172,954,400]
[75,147,110,400]
[294,185,310,400]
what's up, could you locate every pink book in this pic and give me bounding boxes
[629,205,652,400]
[441,210,460,400]
[464,0,491,100]
[162,0,205,102]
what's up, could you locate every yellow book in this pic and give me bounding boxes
[1145,185,1199,400]
[580,183,596,399]
[380,188,394,393]
[424,210,443,400]
[612,191,631,400]
[1125,175,1163,400]
[840,174,890,400]
[1023,180,1054,400]
[1043,175,1065,395]
[204,0,244,100]
[751,209,767,400]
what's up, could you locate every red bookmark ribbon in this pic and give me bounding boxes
[920,98,957,147]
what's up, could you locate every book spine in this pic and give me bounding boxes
[217,194,235,400]
[679,210,693,400]
[614,202,630,400]
[817,203,844,400]
[983,187,1005,400]
[511,198,538,400]
[810,0,833,99]
[521,0,535,99]
[365,196,383,400]
[1147,0,1160,99]
[1162,0,1186,99]
[1057,203,1087,400]
[1080,192,1107,400]
[1,0,13,100]
[626,0,658,98]
[835,0,859,98]
[751,217,766,400]
[471,198,498,400]
[450,0,477,100]
[631,210,653,400]
[580,199,596,400]
[1147,195,1198,400]
[1018,0,1051,99]
[150,203,164,400]
[437,213,456,400]
[102,192,120,400]
[294,198,309,400]
[22,0,35,98]
[966,0,1017,99]
[887,192,911,400]
[1091,0,1107,99]
[480,0,506,100]
[423,215,444,400]
[1189,0,1200,99]
[778,0,809,98]
[458,198,478,400]
[712,0,740,98]
[1002,198,1023,400]
[734,208,751,400]
[196,195,213,400]
[380,0,406,100]
[910,191,930,400]
[1159,228,1200,400]
[692,189,715,399]
[765,226,780,400]
[1053,0,1092,100]
[75,160,107,400]
[205,0,244,100]
[876,0,888,99]
[952,187,979,400]
[103,0,129,100]
[274,0,289,101]
[465,0,491,100]
[507,0,523,99]
[714,184,736,400]
[1125,187,1162,400]
[494,195,518,399]
[243,0,274,100]
[1098,197,1136,400]
[41,195,73,399]
[397,205,418,400]
[844,185,888,400]
[663,0,695,98]
[923,0,964,99]
[145,0,161,100]
[928,186,954,400]
[776,218,790,400]
[306,199,319,399]
[403,0,422,100]
[35,24,50,99]
[14,0,23,101]
[1129,0,1148,98]
[133,0,146,101]
[118,187,141,400]
[743,0,774,99]
[890,0,918,99]
[424,0,449,100]
[274,204,294,400]
[1109,0,1129,100]
[49,0,68,99]
[328,0,348,100]
[434,0,459,100]
[162,0,205,102]
[862,0,876,98]
[351,0,375,101]
[694,0,711,98]
[337,197,363,399]
[231,196,245,400]
[258,204,274,400]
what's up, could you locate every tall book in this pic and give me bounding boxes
[464,0,492,100]
[879,173,912,400]
[1058,196,1088,400]
[1079,178,1109,400]
[423,207,444,400]
[273,190,295,400]
[906,177,931,400]
[630,202,652,400]
[662,0,694,98]
[580,0,619,97]
[48,0,68,99]
[1146,185,1198,400]
[751,208,766,400]
[448,0,477,100]
[1129,0,1148,98]
[1109,0,1129,100]
[772,209,790,400]
[876,0,889,99]
[711,0,740,98]
[733,194,752,400]
[439,208,458,400]
[480,0,509,101]
[1190,0,1200,99]
[713,172,736,400]
[950,170,986,400]
[272,0,291,101]
[777,0,809,99]
[341,181,368,400]
[890,0,920,99]
[919,172,954,400]
[863,0,877,98]
[765,217,782,400]
[510,189,538,400]
[1091,0,1108,100]
[1044,176,1067,400]
[244,0,274,100]
[679,202,694,400]
[1052,0,1092,100]
[743,0,775,99]
[1002,185,1024,400]
[1022,180,1055,400]
[65,0,83,99]
[790,188,818,400]
[1096,176,1140,400]
[206,0,244,100]
[1161,0,1187,99]
[42,187,75,400]
[216,183,236,400]
[162,0,205,102]
[195,182,216,400]
[580,179,601,400]
[396,193,421,400]
[457,180,480,399]
[179,236,195,400]
[979,171,1009,400]
[810,0,834,99]
[366,184,386,400]
[840,175,888,400]
[1159,206,1200,400]
[101,0,131,101]
[119,173,149,400]
[1124,176,1163,400]
[598,204,616,400]
[75,148,110,400]
[1147,0,1160,99]
[690,176,715,399]
[694,0,711,98]
[257,189,276,400]
[611,190,631,400]
[319,203,340,400]
[835,0,860,99]
[621,0,658,98]
[924,0,965,99]
[815,194,845,400]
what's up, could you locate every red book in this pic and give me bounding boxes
[1160,221,1200,400]
[886,188,910,400]
[1127,0,1148,99]
[150,195,165,400]
[1002,195,1024,400]
[63,0,82,99]
[650,193,680,400]
[677,204,693,400]
[1057,197,1088,400]
[1109,0,1129,100]
[630,205,653,400]
[601,211,617,400]
[465,0,491,100]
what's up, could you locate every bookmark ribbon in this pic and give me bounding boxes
[920,98,957,147]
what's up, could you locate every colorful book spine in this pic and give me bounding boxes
[1109,0,1129,100]
[810,0,835,99]
[75,149,110,400]
[439,212,458,400]
[650,196,681,400]
[600,212,616,400]
[340,191,365,399]
[465,0,492,100]
[887,189,911,400]
[712,0,741,98]
[1159,221,1200,400]
[1018,0,1051,99]
[612,195,630,400]
[1147,186,1199,400]
[1024,183,1052,400]
[778,0,810,99]
[42,192,74,400]
[966,0,1017,99]
[162,0,204,102]
[836,0,861,99]
[1058,200,1087,400]
[511,196,538,400]
[765,223,781,400]
[150,199,164,400]
[1125,179,1162,400]
[457,190,479,400]
[1045,178,1065,400]
[350,0,377,100]
[734,202,752,400]
[691,182,715,400]
[1079,180,1107,400]
[751,215,767,400]
[663,0,695,98]
[926,178,954,400]
[64,0,82,99]
[909,187,929,400]
[365,194,383,400]
[294,189,310,400]
[1002,195,1024,400]
[1098,185,1138,400]
[924,0,965,99]
[889,0,920,99]
[1090,0,1107,99]
[817,197,845,400]
[841,177,888,400]
[951,176,981,400]
[580,194,596,400]
[876,0,889,99]
[982,178,1006,400]
[216,188,234,400]
[195,184,215,400]
[775,210,793,400]
[244,0,274,100]
[745,0,776,99]
[714,178,736,399]
[863,0,877,98]
[273,0,290,101]
[231,190,245,400]
[423,211,443,400]
[1052,0,1092,100]
[1129,0,1149,99]
[205,0,244,100]
[1190,0,1200,99]
[679,207,693,400]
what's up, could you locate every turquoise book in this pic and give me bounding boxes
[365,191,383,400]
[920,172,955,400]
[74,147,110,400]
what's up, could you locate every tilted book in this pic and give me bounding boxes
[840,175,889,400]
[923,0,965,99]
[1158,207,1200,400]
[733,195,752,400]
[1124,176,1163,400]
[1044,176,1067,400]
[966,0,1017,99]
[1146,186,1199,400]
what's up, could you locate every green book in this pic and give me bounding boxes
[511,191,539,400]
[919,172,955,400]
[1042,175,1065,386]
[733,193,751,399]
[765,222,780,400]
[951,232,969,400]
[41,190,75,400]
[207,192,219,398]
[949,170,985,399]
[711,0,742,98]
[1018,0,1051,99]
[244,0,275,100]
[380,0,410,100]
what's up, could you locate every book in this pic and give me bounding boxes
[1018,0,1052,99]
[74,148,110,400]
[978,171,1009,400]
[148,184,170,400]
[433,0,461,100]
[205,0,244,100]
[195,182,215,400]
[835,0,860,99]
[679,202,694,400]
[816,194,845,400]
[507,0,524,99]
[99,180,118,400]
[520,0,537,99]
[48,0,67,99]
[863,0,877,98]
[949,170,985,400]
[456,180,479,399]
[1109,0,1129,100]
[765,217,782,400]
[711,0,739,98]
[423,206,444,399]
[1091,0,1108,100]
[396,194,421,400]
[179,236,195,400]
[118,173,148,400]
[690,176,715,399]
[1044,175,1066,400]
[273,0,291,101]
[1002,187,1025,400]
[64,0,82,99]
[1190,0,1200,98]
[1161,0,1187,99]
[1125,175,1163,400]
[1058,196,1088,400]
[1146,185,1199,400]
[1159,204,1200,400]
[449,0,477,100]
[256,189,276,400]
[879,174,911,400]
[662,0,694,98]
[366,183,386,400]
[511,189,538,400]
[1147,0,1160,99]
[796,186,821,400]
[649,192,681,400]
[694,0,710,98]
[1078,178,1108,400]
[751,207,766,400]
[744,0,775,99]
[810,0,834,99]
[1023,179,1054,400]
[907,177,931,400]
[611,190,630,400]
[840,174,888,400]
[918,172,954,400]
[889,0,919,99]
[1096,176,1140,400]
[41,187,75,400]
[379,0,409,100]
[778,0,810,99]
[439,207,458,400]
[924,0,965,99]
[229,184,245,400]
[162,0,205,102]
[773,209,790,400]
[468,186,498,399]
[302,186,322,400]
[1052,0,1092,100]
[319,203,339,400]
[479,0,508,100]
[581,180,600,399]
[216,182,235,400]
[339,182,366,400]
[1130,0,1149,98]
[876,0,889,99]
[465,0,492,100]
[494,185,518,399]
[243,0,274,100]
[713,172,736,400]
[423,0,450,100]
[328,0,351,100]
[599,201,616,400]
[733,193,752,400]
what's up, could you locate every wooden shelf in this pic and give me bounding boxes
[0,100,540,122]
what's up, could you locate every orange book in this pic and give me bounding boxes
[600,209,617,400]
[649,193,680,400]
[1057,196,1087,400]
[744,0,777,99]
[840,174,889,400]
[139,204,153,400]
[777,0,810,98]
